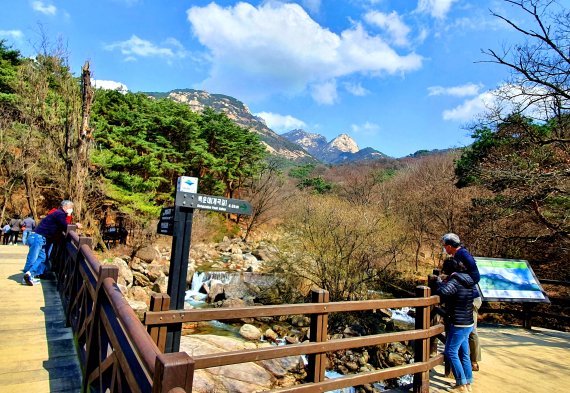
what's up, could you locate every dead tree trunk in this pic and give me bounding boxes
[72,61,93,221]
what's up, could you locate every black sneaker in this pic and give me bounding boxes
[23,272,35,286]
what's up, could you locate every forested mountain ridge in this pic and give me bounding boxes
[146,89,315,163]
[149,89,388,165]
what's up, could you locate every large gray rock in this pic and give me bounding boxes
[180,335,275,393]
[146,263,165,282]
[128,286,150,304]
[207,279,225,303]
[135,245,161,263]
[252,244,279,262]
[109,257,133,287]
[239,324,262,341]
[133,271,152,288]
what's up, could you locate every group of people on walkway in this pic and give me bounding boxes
[3,200,77,286]
[435,232,482,392]
[2,215,35,245]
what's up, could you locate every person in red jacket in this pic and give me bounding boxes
[23,200,75,285]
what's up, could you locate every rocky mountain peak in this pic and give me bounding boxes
[328,133,359,153]
[281,129,327,152]
[282,130,386,164]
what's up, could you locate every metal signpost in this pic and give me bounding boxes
[160,177,252,353]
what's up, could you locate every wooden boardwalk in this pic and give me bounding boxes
[0,245,82,393]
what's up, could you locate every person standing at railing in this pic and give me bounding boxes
[21,215,36,245]
[436,258,475,392]
[22,200,76,286]
[442,233,482,372]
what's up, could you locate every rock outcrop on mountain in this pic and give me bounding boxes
[282,129,387,164]
[146,89,315,162]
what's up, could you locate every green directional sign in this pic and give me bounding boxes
[175,192,252,215]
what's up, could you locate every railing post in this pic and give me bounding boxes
[152,352,194,393]
[522,302,533,329]
[413,285,431,393]
[78,236,93,248]
[148,293,171,352]
[307,288,329,383]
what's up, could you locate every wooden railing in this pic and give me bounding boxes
[52,226,193,393]
[52,226,444,393]
[145,288,444,393]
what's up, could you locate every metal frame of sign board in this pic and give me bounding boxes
[474,257,549,303]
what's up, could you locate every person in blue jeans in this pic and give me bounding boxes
[442,233,482,372]
[23,200,74,286]
[436,258,475,392]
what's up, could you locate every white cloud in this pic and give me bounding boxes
[255,112,307,132]
[442,83,567,122]
[0,30,23,40]
[442,92,492,121]
[351,121,380,136]
[364,11,411,46]
[92,79,129,93]
[104,35,187,60]
[428,83,483,97]
[416,0,458,19]
[186,2,422,103]
[344,82,370,96]
[311,80,338,105]
[31,1,56,15]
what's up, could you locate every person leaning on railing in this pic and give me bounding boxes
[22,200,80,286]
[442,233,482,372]
[435,258,475,392]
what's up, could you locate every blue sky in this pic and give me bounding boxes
[0,0,540,157]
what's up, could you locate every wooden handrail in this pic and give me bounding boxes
[144,296,440,325]
[53,226,193,393]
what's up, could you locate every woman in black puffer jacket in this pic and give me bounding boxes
[437,260,475,392]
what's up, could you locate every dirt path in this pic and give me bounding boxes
[425,324,570,393]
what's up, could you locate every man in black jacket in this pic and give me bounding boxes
[437,259,475,392]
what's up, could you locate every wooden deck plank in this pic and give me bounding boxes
[0,245,82,393]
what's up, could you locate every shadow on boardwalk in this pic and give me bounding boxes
[394,324,570,393]
[0,245,81,393]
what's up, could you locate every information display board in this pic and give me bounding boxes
[474,257,549,303]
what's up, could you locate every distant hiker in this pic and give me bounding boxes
[442,233,482,372]
[436,258,475,392]
[8,216,22,245]
[23,200,75,286]
[21,215,36,245]
[2,223,10,245]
